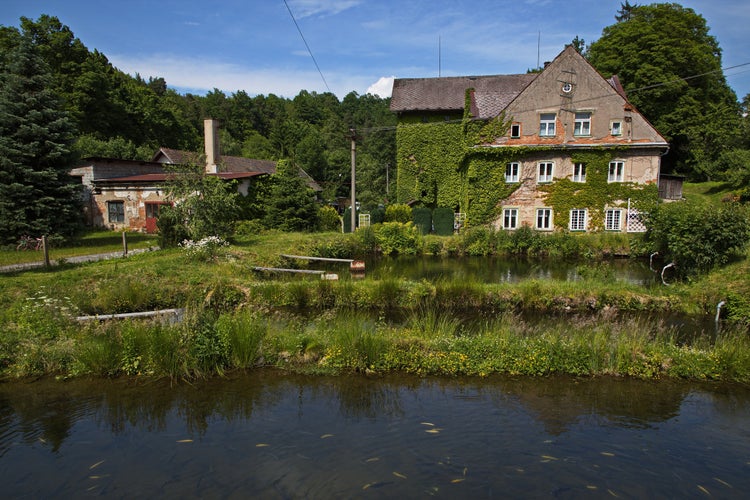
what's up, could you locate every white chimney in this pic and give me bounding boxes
[204,118,220,173]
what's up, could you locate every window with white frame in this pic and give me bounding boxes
[510,123,521,138]
[505,162,520,183]
[574,112,591,136]
[608,160,625,182]
[537,162,554,183]
[539,113,556,136]
[605,209,622,231]
[503,208,518,230]
[536,208,552,230]
[573,162,586,183]
[107,201,124,223]
[611,121,622,136]
[569,209,587,231]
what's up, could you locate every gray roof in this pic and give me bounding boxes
[390,74,537,118]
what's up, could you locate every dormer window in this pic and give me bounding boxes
[539,113,556,137]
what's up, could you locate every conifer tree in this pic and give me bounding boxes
[0,35,81,244]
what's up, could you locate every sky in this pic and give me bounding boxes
[1,0,749,101]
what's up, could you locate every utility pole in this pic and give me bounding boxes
[350,128,357,233]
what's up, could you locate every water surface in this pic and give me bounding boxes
[1,373,748,498]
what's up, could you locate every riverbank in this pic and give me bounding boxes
[1,230,748,382]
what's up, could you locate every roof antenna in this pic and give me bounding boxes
[537,31,541,70]
[439,35,442,77]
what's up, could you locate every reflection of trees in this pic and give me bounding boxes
[493,377,692,435]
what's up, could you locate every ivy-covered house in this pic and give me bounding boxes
[390,45,669,232]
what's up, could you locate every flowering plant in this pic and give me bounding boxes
[179,236,229,262]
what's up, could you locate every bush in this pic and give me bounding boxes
[645,201,750,276]
[384,203,412,223]
[373,222,422,255]
[412,207,432,235]
[317,205,342,232]
[370,206,386,225]
[433,207,455,236]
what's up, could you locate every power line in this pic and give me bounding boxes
[283,0,331,93]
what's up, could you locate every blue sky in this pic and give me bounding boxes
[2,1,749,100]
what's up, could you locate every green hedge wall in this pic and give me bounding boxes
[433,207,455,235]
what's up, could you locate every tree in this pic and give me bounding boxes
[158,162,240,245]
[263,160,319,231]
[0,35,81,244]
[587,3,742,177]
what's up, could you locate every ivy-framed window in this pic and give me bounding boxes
[537,162,554,183]
[505,162,520,183]
[539,113,556,137]
[573,163,586,183]
[536,208,552,230]
[503,208,518,230]
[569,209,587,231]
[107,201,124,223]
[605,209,623,231]
[608,160,625,182]
[611,121,622,136]
[574,112,591,136]
[510,123,521,138]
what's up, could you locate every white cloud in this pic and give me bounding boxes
[287,0,362,18]
[367,76,395,98]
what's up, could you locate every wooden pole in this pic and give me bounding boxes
[122,231,128,256]
[42,235,50,267]
[350,129,356,233]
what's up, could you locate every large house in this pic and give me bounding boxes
[390,45,670,232]
[70,119,320,232]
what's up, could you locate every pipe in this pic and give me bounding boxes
[661,262,675,286]
[649,252,659,272]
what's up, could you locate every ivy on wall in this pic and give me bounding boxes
[395,97,659,229]
[539,150,659,231]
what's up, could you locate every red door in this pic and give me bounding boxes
[145,202,164,233]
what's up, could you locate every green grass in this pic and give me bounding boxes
[681,181,738,207]
[0,231,159,266]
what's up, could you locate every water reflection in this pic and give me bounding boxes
[2,373,749,497]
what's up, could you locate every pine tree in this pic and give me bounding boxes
[0,35,81,244]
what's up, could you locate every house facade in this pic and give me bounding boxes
[70,119,320,233]
[390,46,669,232]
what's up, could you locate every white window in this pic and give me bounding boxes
[573,163,586,183]
[539,113,556,136]
[505,162,520,183]
[537,162,554,183]
[503,208,518,230]
[536,208,552,230]
[605,209,622,231]
[611,121,622,136]
[107,201,124,223]
[608,160,625,182]
[574,112,591,136]
[510,124,521,138]
[569,209,587,231]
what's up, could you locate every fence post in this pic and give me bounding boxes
[122,231,128,256]
[42,235,50,267]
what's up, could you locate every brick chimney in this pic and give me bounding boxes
[204,118,220,173]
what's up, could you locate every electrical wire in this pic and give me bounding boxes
[283,0,331,93]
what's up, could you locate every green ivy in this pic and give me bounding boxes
[395,107,659,229]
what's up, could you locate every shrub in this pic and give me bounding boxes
[234,219,266,237]
[433,207,455,236]
[645,201,750,276]
[317,205,342,232]
[373,222,422,255]
[412,207,432,235]
[180,236,230,263]
[384,203,412,223]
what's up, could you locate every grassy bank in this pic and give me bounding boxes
[1,230,748,382]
